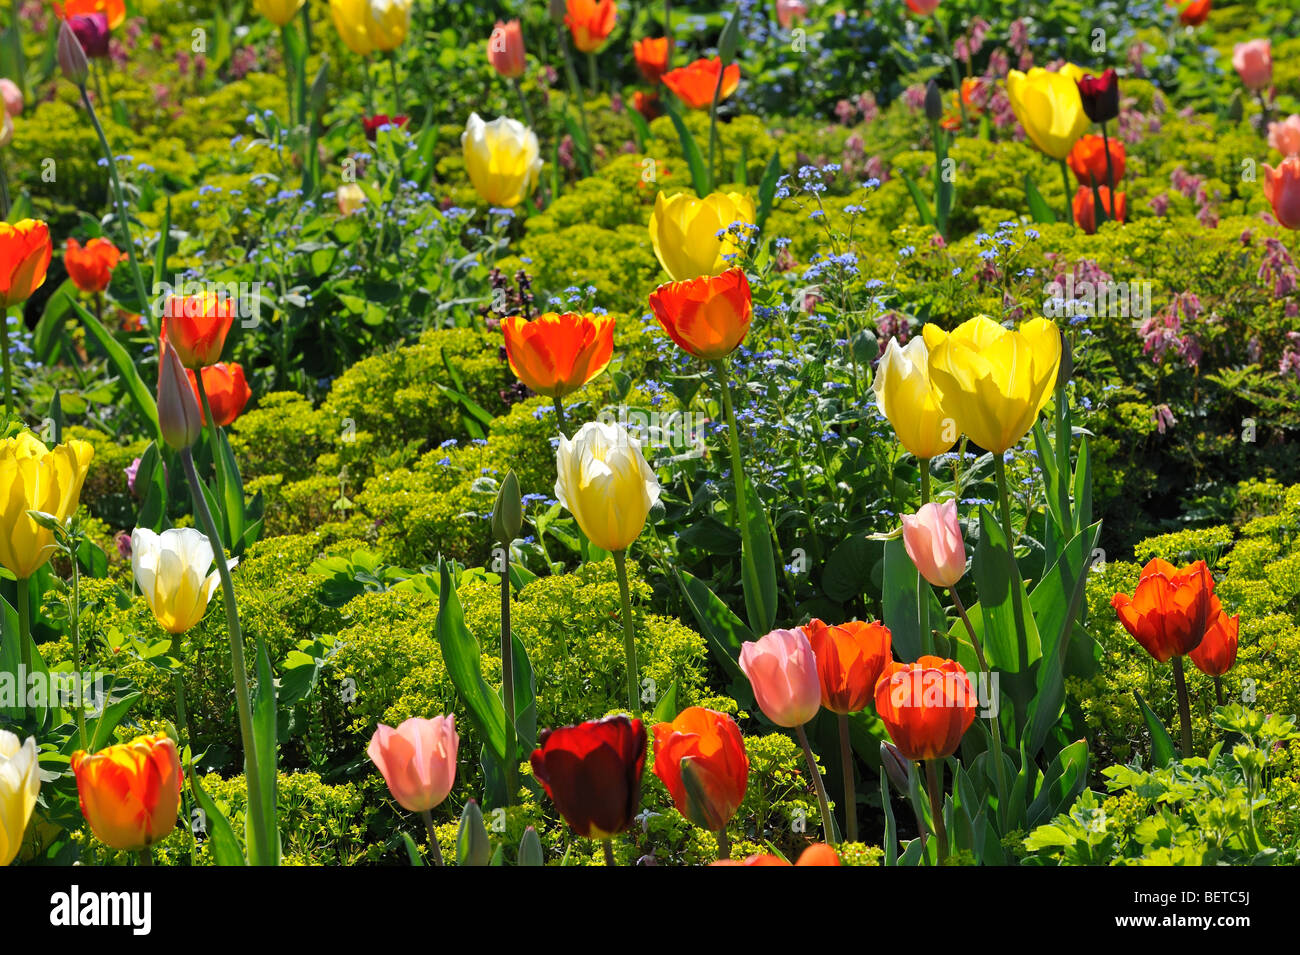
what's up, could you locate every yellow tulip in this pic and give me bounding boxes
[330,0,374,56]
[461,112,543,208]
[872,336,956,460]
[648,191,756,282]
[131,528,225,635]
[366,0,411,51]
[555,421,661,553]
[253,0,305,27]
[1006,66,1090,161]
[337,182,366,215]
[0,432,94,579]
[0,731,39,866]
[922,316,1062,454]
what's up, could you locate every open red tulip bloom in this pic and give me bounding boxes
[1111,558,1217,662]
[531,715,646,839]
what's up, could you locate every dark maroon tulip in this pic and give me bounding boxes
[1076,69,1119,124]
[363,114,409,141]
[530,715,646,839]
[70,13,111,59]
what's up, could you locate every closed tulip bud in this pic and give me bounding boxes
[901,501,966,589]
[488,19,527,80]
[922,315,1062,454]
[1189,608,1238,676]
[874,656,978,761]
[925,79,943,121]
[739,628,822,727]
[461,112,543,209]
[336,182,366,215]
[1075,69,1119,124]
[648,190,756,282]
[0,78,22,117]
[253,0,306,27]
[57,20,90,87]
[872,336,955,460]
[1006,65,1090,160]
[0,432,94,579]
[647,268,752,361]
[157,341,203,451]
[1056,327,1074,386]
[492,469,523,544]
[72,733,183,851]
[803,618,892,714]
[879,741,911,792]
[1111,559,1217,662]
[1232,39,1271,92]
[518,826,544,865]
[367,715,459,812]
[555,421,661,553]
[0,731,39,866]
[652,707,749,832]
[1227,89,1243,123]
[456,799,491,865]
[131,527,224,634]
[1263,157,1300,230]
[531,716,647,839]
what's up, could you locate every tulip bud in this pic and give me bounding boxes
[457,799,491,866]
[1056,328,1074,387]
[491,469,523,544]
[518,826,544,866]
[57,20,90,89]
[879,741,911,793]
[1227,90,1243,123]
[924,79,943,122]
[157,340,202,451]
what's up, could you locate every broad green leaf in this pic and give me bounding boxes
[193,777,247,866]
[435,560,507,760]
[1134,690,1176,768]
[1024,173,1058,224]
[71,298,162,444]
[674,569,750,683]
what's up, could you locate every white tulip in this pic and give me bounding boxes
[131,527,226,635]
[555,421,661,553]
[0,731,38,866]
[461,112,543,208]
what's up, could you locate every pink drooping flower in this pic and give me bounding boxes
[901,501,966,589]
[738,629,822,728]
[367,716,459,813]
[1232,39,1272,92]
[1269,115,1300,158]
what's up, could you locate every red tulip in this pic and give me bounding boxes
[874,656,977,761]
[634,36,670,85]
[1075,69,1119,124]
[647,267,752,361]
[1189,608,1238,677]
[1263,157,1300,229]
[186,362,252,427]
[1111,559,1217,662]
[1068,134,1125,188]
[661,57,740,110]
[652,707,748,832]
[531,715,646,839]
[1177,0,1211,26]
[1073,186,1126,234]
[803,618,892,715]
[161,294,236,369]
[710,843,841,866]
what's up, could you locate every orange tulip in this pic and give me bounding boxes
[1073,186,1126,234]
[662,57,740,110]
[874,656,977,761]
[710,843,841,866]
[1263,157,1300,229]
[565,0,617,53]
[56,0,127,30]
[71,733,183,851]
[647,267,751,361]
[0,218,52,309]
[64,237,123,294]
[187,362,252,426]
[501,311,614,399]
[803,618,893,715]
[961,77,985,114]
[634,36,670,85]
[1067,134,1126,188]
[652,707,748,832]
[1111,559,1217,663]
[1189,607,1238,677]
[1176,0,1211,26]
[161,293,237,369]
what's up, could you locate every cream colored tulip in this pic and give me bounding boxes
[872,336,956,460]
[0,731,39,866]
[337,182,366,215]
[131,527,225,635]
[461,112,543,208]
[555,421,661,553]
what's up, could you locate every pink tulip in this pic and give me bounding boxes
[1268,115,1300,158]
[901,501,967,589]
[739,629,822,727]
[1263,157,1300,230]
[487,19,527,80]
[776,0,808,28]
[905,0,942,15]
[0,79,21,118]
[367,716,459,812]
[1232,39,1271,91]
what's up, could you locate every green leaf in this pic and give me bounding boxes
[435,560,507,760]
[1026,739,1090,829]
[718,0,743,64]
[899,169,934,226]
[755,150,782,233]
[518,827,543,866]
[1134,690,1176,769]
[249,630,281,866]
[34,281,77,363]
[401,831,425,866]
[628,106,652,151]
[737,477,777,636]
[71,298,162,444]
[193,777,247,866]
[674,568,750,683]
[216,429,248,555]
[664,101,710,198]
[152,195,172,292]
[1024,173,1058,224]
[651,680,680,723]
[457,800,491,866]
[134,442,168,533]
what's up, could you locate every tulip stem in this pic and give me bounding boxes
[420,809,445,866]
[837,713,857,843]
[951,588,1006,818]
[716,827,731,861]
[16,574,30,682]
[603,838,616,866]
[587,50,599,95]
[0,307,10,416]
[180,447,273,866]
[924,759,949,865]
[1214,675,1225,707]
[389,53,403,115]
[795,723,838,845]
[992,453,1031,684]
[510,77,536,129]
[552,394,566,431]
[716,359,771,635]
[1172,655,1194,758]
[613,549,641,713]
[70,553,87,750]
[1099,122,1116,192]
[500,551,518,805]
[919,458,932,655]
[933,14,969,132]
[0,157,10,219]
[1060,158,1075,227]
[707,60,726,194]
[79,85,153,336]
[138,849,153,866]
